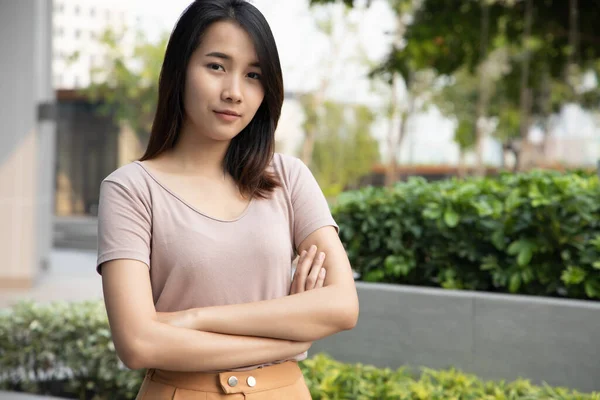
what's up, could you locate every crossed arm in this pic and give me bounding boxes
[101,226,359,372]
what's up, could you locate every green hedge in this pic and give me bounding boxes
[332,170,600,300]
[1,301,599,399]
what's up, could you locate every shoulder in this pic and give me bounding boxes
[101,162,152,201]
[271,153,308,181]
[271,152,301,168]
[103,162,147,188]
[270,153,320,196]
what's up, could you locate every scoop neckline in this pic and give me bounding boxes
[133,160,255,223]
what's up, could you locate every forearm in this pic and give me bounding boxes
[168,285,358,342]
[128,321,308,372]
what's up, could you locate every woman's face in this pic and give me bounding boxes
[183,20,265,143]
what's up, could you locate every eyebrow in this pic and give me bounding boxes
[205,52,261,68]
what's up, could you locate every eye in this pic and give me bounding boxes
[247,72,261,80]
[207,63,224,71]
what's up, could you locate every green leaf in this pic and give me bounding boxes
[561,266,587,285]
[363,269,385,282]
[505,189,522,211]
[509,274,521,293]
[517,247,533,267]
[507,240,522,255]
[443,208,460,227]
[422,203,442,219]
[585,281,600,298]
[507,239,536,266]
[491,230,506,250]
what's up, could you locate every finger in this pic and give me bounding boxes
[305,251,326,291]
[294,245,317,294]
[290,250,307,294]
[315,267,326,289]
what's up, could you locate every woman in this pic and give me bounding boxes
[96,0,359,398]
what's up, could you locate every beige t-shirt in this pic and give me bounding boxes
[96,153,338,369]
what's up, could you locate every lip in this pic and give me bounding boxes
[214,110,241,123]
[214,109,241,117]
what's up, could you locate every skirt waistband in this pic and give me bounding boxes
[147,361,303,395]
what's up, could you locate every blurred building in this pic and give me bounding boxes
[52,0,144,216]
[0,0,54,289]
[52,0,138,89]
[54,90,142,216]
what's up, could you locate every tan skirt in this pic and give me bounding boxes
[135,360,312,399]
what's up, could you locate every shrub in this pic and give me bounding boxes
[0,300,142,399]
[1,301,599,399]
[332,170,600,300]
[301,354,600,400]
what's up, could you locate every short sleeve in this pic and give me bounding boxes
[96,179,152,274]
[289,158,339,252]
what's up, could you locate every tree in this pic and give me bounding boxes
[516,0,533,171]
[432,69,478,177]
[406,0,600,170]
[315,0,600,172]
[474,0,491,176]
[304,97,380,197]
[299,4,359,167]
[79,28,168,142]
[368,0,436,185]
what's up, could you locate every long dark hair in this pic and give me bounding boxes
[140,0,283,199]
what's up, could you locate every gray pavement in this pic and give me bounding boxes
[0,248,102,309]
[53,216,98,251]
[0,392,69,400]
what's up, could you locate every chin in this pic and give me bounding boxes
[209,129,243,142]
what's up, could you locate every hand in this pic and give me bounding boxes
[290,245,326,295]
[297,340,313,354]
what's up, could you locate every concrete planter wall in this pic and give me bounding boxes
[312,282,600,392]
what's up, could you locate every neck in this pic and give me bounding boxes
[167,121,231,179]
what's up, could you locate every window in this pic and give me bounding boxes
[74,6,80,15]
[75,29,81,39]
[90,8,96,17]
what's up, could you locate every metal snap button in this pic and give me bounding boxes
[247,376,256,387]
[228,376,238,387]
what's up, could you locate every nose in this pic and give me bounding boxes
[221,75,242,104]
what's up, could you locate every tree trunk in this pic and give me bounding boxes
[457,148,467,178]
[385,74,399,187]
[395,77,414,183]
[538,68,552,165]
[474,0,490,177]
[300,11,344,167]
[301,119,316,168]
[396,108,409,180]
[516,0,533,171]
[566,0,579,93]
